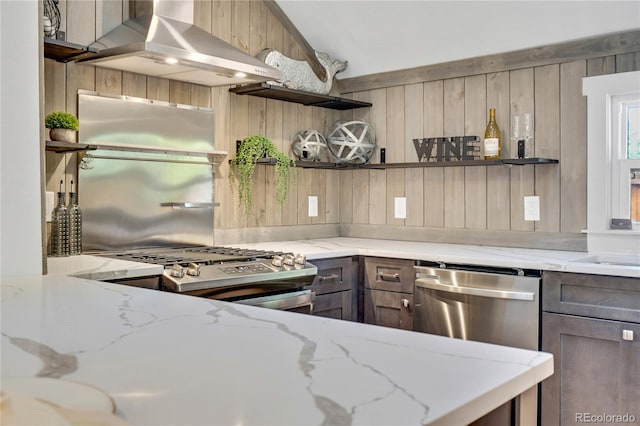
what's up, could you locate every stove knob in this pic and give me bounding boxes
[283,254,295,266]
[170,264,185,278]
[271,255,284,267]
[294,253,306,265]
[186,263,201,277]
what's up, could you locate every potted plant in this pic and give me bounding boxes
[230,135,295,215]
[45,111,79,143]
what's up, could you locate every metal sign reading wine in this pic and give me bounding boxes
[412,136,480,162]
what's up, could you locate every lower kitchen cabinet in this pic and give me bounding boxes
[541,271,640,426]
[363,257,415,330]
[306,257,356,321]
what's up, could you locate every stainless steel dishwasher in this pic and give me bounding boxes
[413,263,541,350]
[414,263,542,425]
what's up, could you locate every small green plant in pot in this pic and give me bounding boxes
[230,135,295,216]
[45,111,79,143]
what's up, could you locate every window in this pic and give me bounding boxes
[611,94,640,225]
[583,71,640,254]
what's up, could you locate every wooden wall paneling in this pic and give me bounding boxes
[296,103,314,225]
[229,90,249,228]
[57,0,67,34]
[404,83,423,162]
[190,84,212,108]
[325,170,340,224]
[405,168,424,227]
[211,0,232,42]
[616,52,640,73]
[587,56,616,77]
[509,68,535,232]
[311,169,327,224]
[95,68,122,95]
[559,60,587,233]
[231,0,250,53]
[339,170,354,224]
[280,34,299,226]
[146,77,170,102]
[385,86,405,163]
[386,169,405,226]
[534,64,561,233]
[122,72,146,98]
[65,0,95,45]
[212,85,232,231]
[265,100,283,226]
[369,170,387,225]
[369,88,387,164]
[486,71,511,230]
[424,168,444,227]
[95,0,122,39]
[248,96,267,227]
[352,169,370,224]
[443,78,465,228]
[44,59,67,193]
[194,0,212,33]
[169,81,192,104]
[464,74,487,230]
[423,80,445,228]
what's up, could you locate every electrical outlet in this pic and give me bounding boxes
[308,196,318,217]
[394,197,406,219]
[45,191,55,222]
[524,196,540,221]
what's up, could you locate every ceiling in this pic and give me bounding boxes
[275,1,640,80]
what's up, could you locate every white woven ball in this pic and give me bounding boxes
[291,129,327,161]
[326,120,376,164]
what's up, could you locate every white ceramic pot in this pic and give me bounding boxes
[49,128,76,143]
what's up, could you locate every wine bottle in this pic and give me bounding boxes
[68,180,82,256]
[51,180,70,257]
[483,108,501,160]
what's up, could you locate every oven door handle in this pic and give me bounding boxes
[415,277,535,301]
[234,290,316,311]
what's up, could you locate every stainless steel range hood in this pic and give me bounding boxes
[77,0,282,87]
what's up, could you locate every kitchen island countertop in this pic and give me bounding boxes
[1,274,552,425]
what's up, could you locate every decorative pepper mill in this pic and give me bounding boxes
[51,179,70,256]
[68,179,82,255]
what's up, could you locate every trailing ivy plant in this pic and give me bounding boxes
[230,135,295,215]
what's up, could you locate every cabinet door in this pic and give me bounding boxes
[541,313,640,426]
[364,289,413,330]
[313,291,352,321]
[364,257,415,293]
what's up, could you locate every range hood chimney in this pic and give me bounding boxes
[77,0,282,87]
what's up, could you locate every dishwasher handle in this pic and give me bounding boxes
[415,276,535,301]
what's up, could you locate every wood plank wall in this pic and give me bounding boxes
[43,2,640,249]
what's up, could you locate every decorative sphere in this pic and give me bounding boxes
[291,129,327,161]
[326,120,376,164]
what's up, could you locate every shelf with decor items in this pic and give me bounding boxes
[228,83,372,110]
[240,157,558,169]
[45,140,97,153]
[44,37,97,63]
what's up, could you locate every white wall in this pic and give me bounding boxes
[1,1,44,277]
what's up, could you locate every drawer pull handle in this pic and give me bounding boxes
[377,272,400,282]
[622,329,634,341]
[319,274,341,283]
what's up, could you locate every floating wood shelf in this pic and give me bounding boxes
[229,83,372,110]
[232,157,558,169]
[45,140,97,153]
[44,37,97,63]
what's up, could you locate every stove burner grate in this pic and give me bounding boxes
[185,246,292,259]
[108,252,211,267]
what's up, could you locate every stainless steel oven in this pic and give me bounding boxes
[100,246,317,313]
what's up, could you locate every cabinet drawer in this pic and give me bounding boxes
[542,271,640,323]
[306,257,353,295]
[364,257,415,293]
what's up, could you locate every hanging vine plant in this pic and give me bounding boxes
[230,135,295,215]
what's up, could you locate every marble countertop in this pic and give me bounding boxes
[1,275,553,425]
[223,237,640,278]
[47,255,164,281]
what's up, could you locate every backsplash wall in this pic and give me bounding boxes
[43,1,640,250]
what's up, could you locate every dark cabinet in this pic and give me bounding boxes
[363,257,415,330]
[541,271,640,425]
[306,257,356,321]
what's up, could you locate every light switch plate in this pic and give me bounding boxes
[308,196,318,217]
[45,191,54,222]
[524,196,540,221]
[394,197,407,219]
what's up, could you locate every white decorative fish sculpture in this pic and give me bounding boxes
[257,49,347,95]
